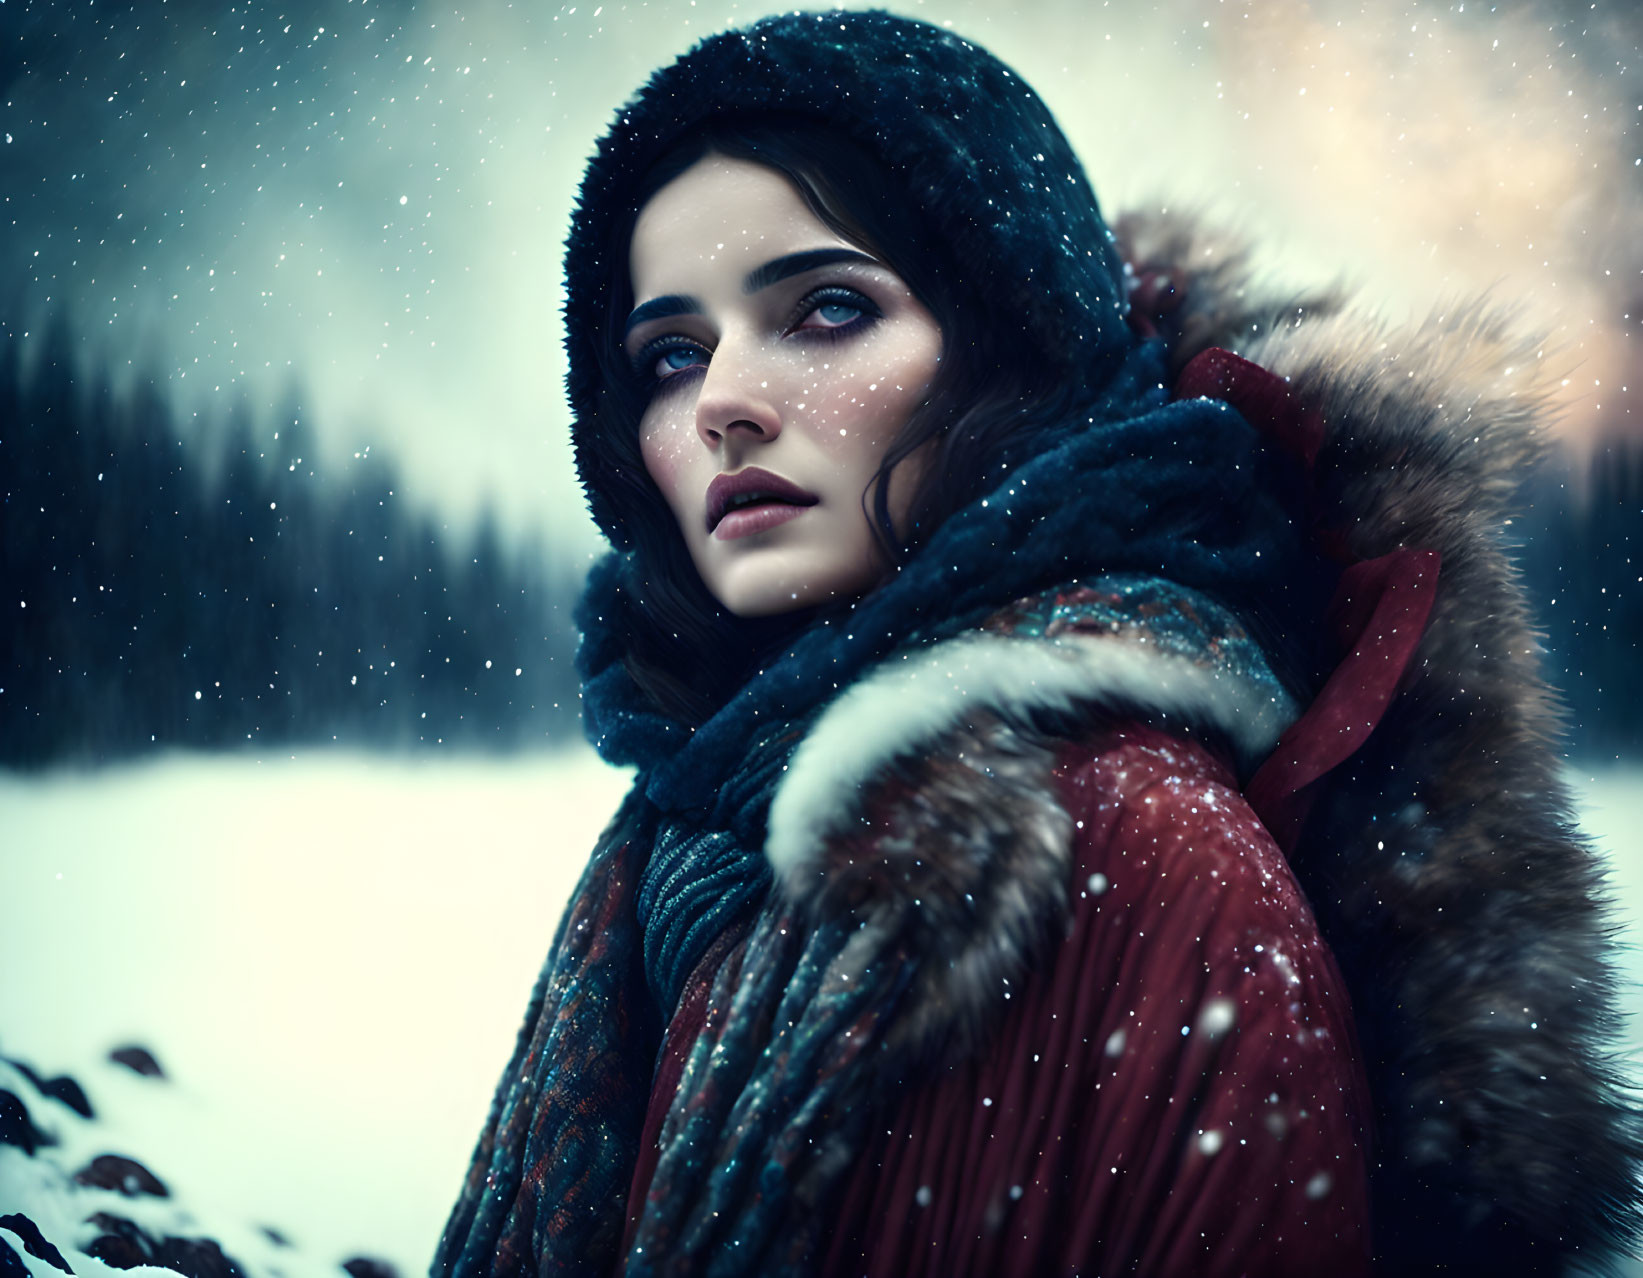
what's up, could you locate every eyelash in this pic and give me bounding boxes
[628,286,881,394]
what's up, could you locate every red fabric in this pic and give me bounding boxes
[1172,346,1442,854]
[1246,548,1440,850]
[620,923,750,1259]
[628,724,1374,1277]
[1172,345,1326,472]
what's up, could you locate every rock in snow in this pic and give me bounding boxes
[106,1048,165,1081]
[0,1045,399,1278]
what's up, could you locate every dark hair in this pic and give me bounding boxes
[591,118,1092,724]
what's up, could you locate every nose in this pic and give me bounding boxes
[693,334,782,452]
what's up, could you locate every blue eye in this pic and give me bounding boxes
[631,340,708,388]
[813,301,861,325]
[627,286,881,396]
[654,345,705,378]
[793,287,877,333]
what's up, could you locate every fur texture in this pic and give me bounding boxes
[766,626,1297,876]
[765,206,1643,1274]
[810,711,1072,1072]
[563,9,1140,552]
[1126,206,1643,1274]
[766,578,1299,1073]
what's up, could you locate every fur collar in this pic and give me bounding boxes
[766,588,1298,873]
[763,207,1643,1273]
[1123,206,1643,1272]
[767,574,1299,1068]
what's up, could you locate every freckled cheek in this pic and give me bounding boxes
[639,420,701,523]
[806,343,940,453]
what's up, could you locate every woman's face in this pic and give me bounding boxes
[624,153,943,618]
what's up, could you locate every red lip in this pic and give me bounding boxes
[705,467,820,532]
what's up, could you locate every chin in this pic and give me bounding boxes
[711,569,878,619]
[718,585,829,619]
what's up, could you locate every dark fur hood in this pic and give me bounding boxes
[761,205,1643,1275]
[549,6,1641,1268]
[562,7,1141,552]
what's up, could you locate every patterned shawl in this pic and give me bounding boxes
[430,347,1331,1276]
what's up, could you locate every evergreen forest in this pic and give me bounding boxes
[1,324,584,767]
[2,323,1638,768]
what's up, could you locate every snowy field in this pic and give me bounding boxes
[0,748,634,1277]
[1,748,1640,1276]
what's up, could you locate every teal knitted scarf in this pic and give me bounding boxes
[432,333,1329,1276]
[435,11,1337,1272]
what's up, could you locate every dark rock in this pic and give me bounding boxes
[0,1237,30,1278]
[6,1061,93,1119]
[0,1090,47,1154]
[38,1076,92,1119]
[107,1046,165,1079]
[342,1257,399,1278]
[83,1213,154,1269]
[259,1226,292,1248]
[73,1154,169,1198]
[0,1213,74,1274]
[152,1235,247,1278]
[82,1215,247,1278]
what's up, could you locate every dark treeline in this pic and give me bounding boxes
[1515,438,1643,759]
[1,321,584,768]
[2,319,1640,767]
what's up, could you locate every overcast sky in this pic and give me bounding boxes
[5,0,1640,558]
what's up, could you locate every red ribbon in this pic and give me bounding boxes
[1171,346,1442,855]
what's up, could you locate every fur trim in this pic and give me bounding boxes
[1112,202,1354,383]
[810,711,1072,1072]
[765,627,1296,882]
[1120,206,1643,1274]
[764,204,1641,1272]
[766,598,1297,1075]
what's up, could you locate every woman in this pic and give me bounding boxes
[435,11,1642,1277]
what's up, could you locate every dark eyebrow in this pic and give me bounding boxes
[740,247,879,294]
[624,293,701,339]
[623,247,881,341]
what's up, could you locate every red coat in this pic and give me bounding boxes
[438,207,1642,1275]
[626,722,1374,1277]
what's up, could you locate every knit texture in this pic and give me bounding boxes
[584,370,1328,1014]
[435,573,1300,1278]
[435,9,1334,1277]
[564,8,1146,551]
[435,362,1330,1275]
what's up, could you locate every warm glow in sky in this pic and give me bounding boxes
[5,0,1639,556]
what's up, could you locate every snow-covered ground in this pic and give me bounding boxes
[1,749,1640,1276]
[0,747,634,1276]
[1581,763,1643,1072]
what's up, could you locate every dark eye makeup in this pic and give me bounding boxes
[626,285,882,395]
